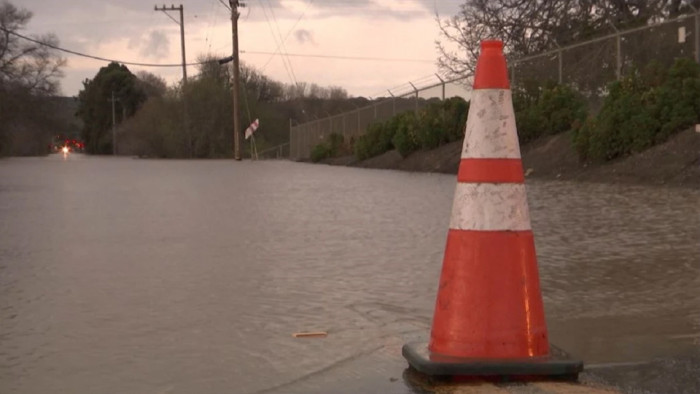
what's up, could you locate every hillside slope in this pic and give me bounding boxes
[323,127,700,188]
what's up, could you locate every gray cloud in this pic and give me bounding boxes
[134,30,170,60]
[17,0,453,96]
[294,29,316,45]
[21,0,460,30]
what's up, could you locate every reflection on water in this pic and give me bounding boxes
[0,154,698,393]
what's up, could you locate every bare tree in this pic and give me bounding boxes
[136,71,167,98]
[0,1,67,156]
[0,1,65,95]
[435,0,699,80]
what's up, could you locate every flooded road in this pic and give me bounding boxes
[1,154,698,393]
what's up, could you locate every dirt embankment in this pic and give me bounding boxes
[322,128,700,188]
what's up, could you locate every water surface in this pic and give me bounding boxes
[1,154,698,393]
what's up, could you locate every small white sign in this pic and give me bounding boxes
[695,124,700,133]
[679,26,687,43]
[245,119,259,140]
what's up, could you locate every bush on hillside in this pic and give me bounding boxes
[414,97,470,150]
[575,73,658,161]
[513,81,587,144]
[443,96,470,142]
[649,58,700,142]
[391,111,419,157]
[310,132,345,162]
[310,143,332,162]
[357,97,470,160]
[354,122,395,160]
[416,102,448,149]
[573,58,700,162]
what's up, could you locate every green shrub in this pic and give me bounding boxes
[353,122,395,160]
[310,132,346,162]
[650,58,700,142]
[327,132,344,153]
[310,143,332,162]
[355,97,470,160]
[391,111,419,157]
[516,106,548,143]
[414,97,470,150]
[416,102,447,149]
[586,74,659,161]
[513,81,587,144]
[575,58,700,162]
[443,97,469,142]
[572,117,594,161]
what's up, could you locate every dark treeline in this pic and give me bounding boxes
[77,56,366,159]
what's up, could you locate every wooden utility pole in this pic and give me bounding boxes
[230,0,244,160]
[154,4,187,84]
[154,4,191,157]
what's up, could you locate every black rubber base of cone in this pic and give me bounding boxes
[402,342,583,380]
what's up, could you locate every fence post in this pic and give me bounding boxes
[409,81,419,112]
[557,49,563,84]
[608,22,622,80]
[511,61,516,87]
[616,34,622,80]
[301,126,305,159]
[435,74,445,100]
[288,118,292,159]
[696,11,700,63]
[388,89,396,115]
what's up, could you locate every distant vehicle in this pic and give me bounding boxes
[52,135,85,153]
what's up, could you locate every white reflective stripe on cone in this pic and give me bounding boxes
[449,183,532,231]
[462,89,522,160]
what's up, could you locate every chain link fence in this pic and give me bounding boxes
[513,11,699,110]
[289,77,470,160]
[290,11,700,160]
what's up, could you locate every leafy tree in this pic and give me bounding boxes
[185,57,232,158]
[119,56,359,158]
[77,62,146,154]
[240,64,283,103]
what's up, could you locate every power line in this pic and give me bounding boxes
[4,27,436,69]
[217,0,231,10]
[2,27,209,68]
[242,50,434,63]
[258,0,296,85]
[263,0,298,85]
[260,0,312,71]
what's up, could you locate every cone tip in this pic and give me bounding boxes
[473,39,509,89]
[481,40,503,51]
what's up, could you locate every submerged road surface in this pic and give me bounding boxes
[1,154,698,393]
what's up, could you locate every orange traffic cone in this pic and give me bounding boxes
[402,40,582,378]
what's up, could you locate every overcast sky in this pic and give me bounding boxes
[20,0,464,98]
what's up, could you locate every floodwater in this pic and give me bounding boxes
[0,154,698,393]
